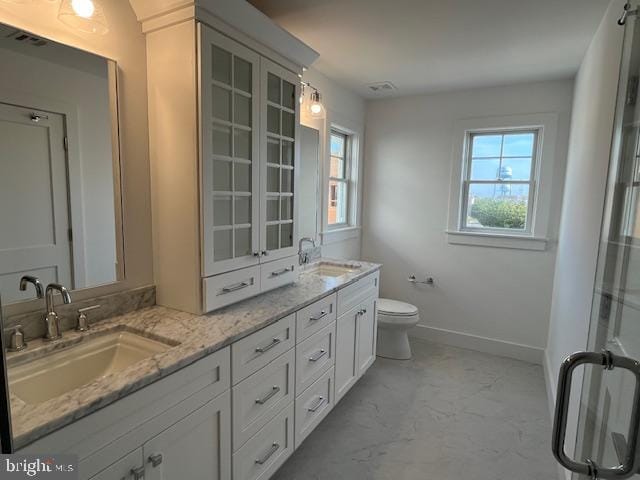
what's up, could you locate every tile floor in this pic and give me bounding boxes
[272,338,558,480]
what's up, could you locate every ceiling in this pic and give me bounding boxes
[248,0,610,98]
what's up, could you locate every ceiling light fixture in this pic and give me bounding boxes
[58,0,109,34]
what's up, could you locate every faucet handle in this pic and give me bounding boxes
[5,325,27,352]
[77,305,101,332]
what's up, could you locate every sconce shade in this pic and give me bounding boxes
[58,0,109,35]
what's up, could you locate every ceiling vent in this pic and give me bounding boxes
[366,81,397,93]
[5,29,47,47]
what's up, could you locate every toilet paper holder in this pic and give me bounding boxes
[408,275,434,286]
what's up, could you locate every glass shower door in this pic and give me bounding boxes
[553,4,640,478]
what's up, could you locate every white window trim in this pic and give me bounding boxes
[321,112,363,245]
[328,129,350,228]
[446,113,559,251]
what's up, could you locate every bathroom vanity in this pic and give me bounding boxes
[11,262,381,480]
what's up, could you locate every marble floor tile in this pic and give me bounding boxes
[272,339,558,480]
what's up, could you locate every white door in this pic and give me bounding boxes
[0,103,72,302]
[259,57,300,262]
[200,25,262,276]
[357,297,377,376]
[143,391,231,480]
[335,306,359,402]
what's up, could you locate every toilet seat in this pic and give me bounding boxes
[378,298,418,316]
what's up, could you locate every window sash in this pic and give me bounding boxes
[328,177,349,226]
[461,129,539,234]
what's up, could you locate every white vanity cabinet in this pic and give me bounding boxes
[335,272,380,402]
[91,393,232,480]
[18,270,380,480]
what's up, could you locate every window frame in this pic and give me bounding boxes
[446,113,560,251]
[460,128,541,236]
[328,129,351,228]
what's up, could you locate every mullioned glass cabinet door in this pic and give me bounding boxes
[200,25,261,276]
[260,57,300,262]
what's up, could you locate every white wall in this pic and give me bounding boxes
[362,80,574,363]
[300,67,365,260]
[544,1,624,471]
[0,0,154,316]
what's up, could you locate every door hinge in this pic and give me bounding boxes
[68,228,73,242]
[63,136,68,151]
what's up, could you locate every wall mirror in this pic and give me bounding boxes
[299,125,320,243]
[0,23,124,307]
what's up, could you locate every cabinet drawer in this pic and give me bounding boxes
[295,366,334,449]
[233,402,294,480]
[295,322,335,393]
[232,349,294,451]
[337,271,379,316]
[296,293,337,342]
[203,266,261,312]
[232,314,295,385]
[260,256,299,293]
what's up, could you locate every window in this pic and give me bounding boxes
[461,129,539,234]
[329,130,349,226]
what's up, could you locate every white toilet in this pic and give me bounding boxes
[376,298,420,360]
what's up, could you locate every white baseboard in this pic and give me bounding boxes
[409,324,544,364]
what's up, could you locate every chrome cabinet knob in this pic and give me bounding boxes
[148,453,163,468]
[130,467,145,480]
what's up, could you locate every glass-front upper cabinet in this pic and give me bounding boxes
[260,58,300,261]
[201,27,261,276]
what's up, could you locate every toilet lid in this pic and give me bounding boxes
[378,298,418,316]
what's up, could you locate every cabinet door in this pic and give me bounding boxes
[334,306,359,403]
[200,25,261,275]
[88,449,143,480]
[357,297,377,376]
[143,391,231,480]
[259,57,300,262]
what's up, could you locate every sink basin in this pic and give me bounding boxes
[8,331,172,405]
[306,262,361,278]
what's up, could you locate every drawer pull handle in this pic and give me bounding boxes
[309,349,327,362]
[255,385,280,405]
[270,266,293,277]
[148,453,163,468]
[307,396,325,412]
[130,467,145,480]
[255,442,280,465]
[310,310,328,322]
[255,337,281,353]
[221,281,250,294]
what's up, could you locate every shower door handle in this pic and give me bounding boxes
[552,350,640,479]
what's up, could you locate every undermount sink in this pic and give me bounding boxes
[8,331,172,405]
[306,262,361,278]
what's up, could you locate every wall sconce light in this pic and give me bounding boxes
[300,81,325,119]
[58,0,109,34]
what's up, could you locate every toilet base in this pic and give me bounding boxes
[377,328,413,360]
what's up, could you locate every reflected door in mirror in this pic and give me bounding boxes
[0,104,72,303]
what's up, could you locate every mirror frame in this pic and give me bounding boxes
[0,25,126,314]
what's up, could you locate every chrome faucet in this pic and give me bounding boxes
[298,237,316,265]
[19,275,44,299]
[44,283,71,341]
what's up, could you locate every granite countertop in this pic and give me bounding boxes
[8,259,381,449]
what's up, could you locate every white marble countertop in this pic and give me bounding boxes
[8,259,381,449]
